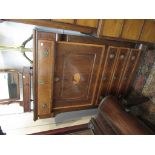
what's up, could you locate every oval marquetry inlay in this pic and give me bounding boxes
[73,73,81,85]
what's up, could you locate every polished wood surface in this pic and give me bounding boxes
[33,30,143,119]
[140,20,155,43]
[23,67,31,112]
[76,19,98,28]
[121,19,145,40]
[53,42,105,110]
[97,96,154,134]
[117,49,141,95]
[37,40,55,117]
[108,48,130,95]
[65,34,136,48]
[96,46,141,104]
[100,19,124,37]
[98,19,155,43]
[5,19,155,43]
[99,46,118,97]
[52,19,75,24]
[33,31,58,120]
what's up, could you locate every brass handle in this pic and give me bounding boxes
[42,103,47,109]
[38,80,45,85]
[109,54,115,59]
[131,56,136,60]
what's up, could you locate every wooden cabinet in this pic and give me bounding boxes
[33,30,105,119]
[33,30,142,120]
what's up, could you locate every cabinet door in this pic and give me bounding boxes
[53,42,105,112]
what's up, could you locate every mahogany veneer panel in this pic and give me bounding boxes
[53,42,105,110]
[37,40,55,117]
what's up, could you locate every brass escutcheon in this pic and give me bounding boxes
[38,80,45,85]
[42,49,49,57]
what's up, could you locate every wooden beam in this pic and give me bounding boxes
[4,19,96,34]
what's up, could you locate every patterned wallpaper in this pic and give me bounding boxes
[131,49,155,103]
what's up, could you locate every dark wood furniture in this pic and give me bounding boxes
[33,30,142,120]
[89,96,154,135]
[23,67,31,112]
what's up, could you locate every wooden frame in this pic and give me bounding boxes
[0,69,20,103]
[23,67,31,112]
